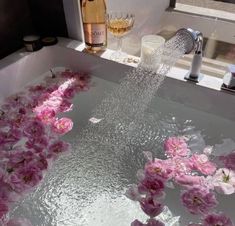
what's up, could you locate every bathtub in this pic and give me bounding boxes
[0,38,235,226]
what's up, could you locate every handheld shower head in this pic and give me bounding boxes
[175,28,204,82]
[175,28,203,54]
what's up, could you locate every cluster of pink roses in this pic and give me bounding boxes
[126,137,235,226]
[0,69,90,225]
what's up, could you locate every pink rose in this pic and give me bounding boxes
[6,165,43,193]
[170,157,192,176]
[62,87,77,99]
[25,136,48,153]
[144,158,174,181]
[203,212,234,226]
[181,187,218,215]
[0,129,22,147]
[43,95,63,113]
[138,177,165,197]
[35,108,56,125]
[220,151,235,171]
[58,99,73,112]
[140,196,164,217]
[164,137,190,157]
[0,182,20,203]
[52,118,73,135]
[190,154,216,175]
[48,141,70,156]
[23,120,45,139]
[175,174,206,189]
[7,151,35,169]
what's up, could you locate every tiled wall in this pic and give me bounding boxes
[0,0,68,60]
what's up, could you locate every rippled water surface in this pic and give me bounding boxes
[10,76,235,226]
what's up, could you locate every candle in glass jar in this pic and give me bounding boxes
[140,35,165,68]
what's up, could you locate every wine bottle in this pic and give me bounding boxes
[81,0,107,52]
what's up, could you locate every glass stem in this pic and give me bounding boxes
[117,37,123,53]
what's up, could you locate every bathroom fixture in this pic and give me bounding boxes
[175,28,203,83]
[221,64,235,93]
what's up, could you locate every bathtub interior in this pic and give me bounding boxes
[1,46,235,225]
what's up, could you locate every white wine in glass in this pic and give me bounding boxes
[106,12,135,61]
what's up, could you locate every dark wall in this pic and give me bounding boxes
[28,0,68,37]
[0,0,34,59]
[0,0,68,60]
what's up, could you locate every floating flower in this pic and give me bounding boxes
[175,174,206,189]
[220,151,235,171]
[209,168,235,195]
[0,69,90,222]
[170,157,192,176]
[58,99,73,112]
[190,154,216,175]
[0,128,22,148]
[140,196,164,217]
[8,110,30,128]
[62,86,77,99]
[181,187,218,215]
[131,219,165,226]
[6,150,35,169]
[35,108,56,125]
[23,120,45,139]
[48,141,70,156]
[25,136,48,153]
[203,212,234,226]
[6,165,43,193]
[35,153,49,170]
[164,136,190,157]
[0,182,20,203]
[52,117,73,135]
[144,158,174,181]
[138,177,165,197]
[43,95,63,113]
[4,94,28,108]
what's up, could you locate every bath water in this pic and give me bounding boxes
[9,33,235,225]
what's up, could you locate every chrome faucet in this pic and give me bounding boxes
[175,28,204,83]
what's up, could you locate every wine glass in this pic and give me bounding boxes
[106,12,135,62]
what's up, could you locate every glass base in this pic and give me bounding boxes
[110,51,128,63]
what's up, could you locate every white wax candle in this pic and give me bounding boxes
[140,35,165,68]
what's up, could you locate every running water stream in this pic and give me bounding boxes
[79,32,193,151]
